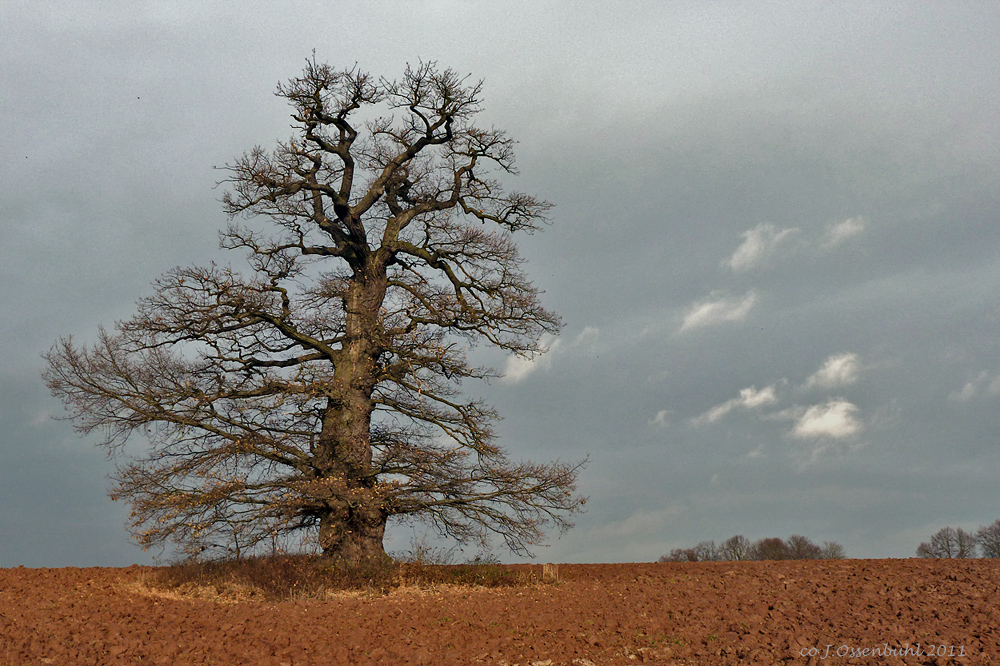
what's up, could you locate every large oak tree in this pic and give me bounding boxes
[45,59,585,563]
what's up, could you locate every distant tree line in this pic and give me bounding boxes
[916,520,1000,559]
[658,534,846,563]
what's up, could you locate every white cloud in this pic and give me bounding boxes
[950,378,982,402]
[691,384,778,426]
[679,291,757,332]
[573,325,600,349]
[948,371,1000,402]
[689,355,865,439]
[650,410,671,428]
[790,400,862,439]
[739,385,779,408]
[725,223,799,271]
[803,353,861,389]
[822,216,866,248]
[502,336,561,383]
[501,326,600,383]
[692,401,738,425]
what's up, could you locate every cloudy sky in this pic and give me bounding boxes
[3,1,999,566]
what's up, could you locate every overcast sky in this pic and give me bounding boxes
[3,1,999,566]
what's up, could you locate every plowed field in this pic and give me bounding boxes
[2,559,998,665]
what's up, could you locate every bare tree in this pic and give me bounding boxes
[693,540,720,562]
[917,527,955,558]
[786,534,823,560]
[956,527,978,558]
[657,541,718,563]
[659,548,698,563]
[977,519,1000,558]
[917,527,977,558]
[718,534,751,561]
[660,534,845,563]
[819,541,846,559]
[749,537,791,561]
[44,59,586,564]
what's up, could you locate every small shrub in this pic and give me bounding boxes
[141,552,538,602]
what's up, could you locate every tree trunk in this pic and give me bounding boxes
[314,386,389,563]
[318,505,388,563]
[315,265,390,564]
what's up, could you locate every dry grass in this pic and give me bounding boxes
[131,554,541,603]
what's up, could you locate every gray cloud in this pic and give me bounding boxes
[4,2,1000,565]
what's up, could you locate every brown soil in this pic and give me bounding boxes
[2,559,998,665]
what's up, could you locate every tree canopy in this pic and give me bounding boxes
[45,58,585,563]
